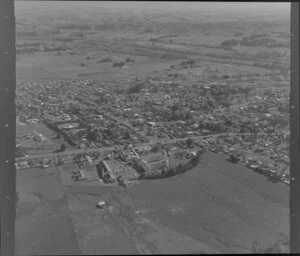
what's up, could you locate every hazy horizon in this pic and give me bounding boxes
[15,1,290,18]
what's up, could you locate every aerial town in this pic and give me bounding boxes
[15,2,290,255]
[16,73,290,185]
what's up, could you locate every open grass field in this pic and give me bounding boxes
[16,52,179,81]
[54,151,288,254]
[16,167,80,255]
[126,151,289,253]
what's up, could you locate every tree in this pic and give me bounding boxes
[207,99,215,108]
[225,119,233,126]
[184,110,193,120]
[16,146,27,157]
[69,104,80,114]
[220,39,238,49]
[177,163,183,172]
[151,143,161,153]
[128,82,143,94]
[123,131,131,140]
[59,143,67,152]
[186,137,194,148]
[191,150,205,166]
[19,115,27,123]
[87,128,100,142]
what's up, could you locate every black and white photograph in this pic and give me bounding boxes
[1,1,297,255]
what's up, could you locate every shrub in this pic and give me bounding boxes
[180,59,196,66]
[98,57,112,63]
[112,61,125,67]
[125,57,135,63]
[220,39,239,48]
[151,143,161,153]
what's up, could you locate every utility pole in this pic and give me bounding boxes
[0,0,16,255]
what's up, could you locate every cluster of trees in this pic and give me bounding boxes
[254,61,289,70]
[15,146,27,157]
[86,127,103,142]
[18,114,27,123]
[16,47,39,54]
[112,61,125,67]
[17,42,40,47]
[98,57,113,63]
[16,45,67,54]
[53,143,67,153]
[180,59,196,66]
[212,85,252,96]
[94,24,119,31]
[128,82,143,94]
[170,108,193,121]
[86,125,133,145]
[255,51,289,59]
[16,31,38,37]
[44,120,77,146]
[65,103,81,115]
[239,124,259,134]
[278,103,289,113]
[247,33,268,40]
[56,24,91,30]
[151,143,161,153]
[139,149,205,180]
[198,120,227,133]
[190,150,205,166]
[125,57,135,63]
[241,37,277,46]
[271,115,289,127]
[220,34,287,49]
[186,137,194,148]
[54,37,74,42]
[43,45,67,52]
[220,39,239,49]
[140,85,253,120]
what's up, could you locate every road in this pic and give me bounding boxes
[16,132,268,161]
